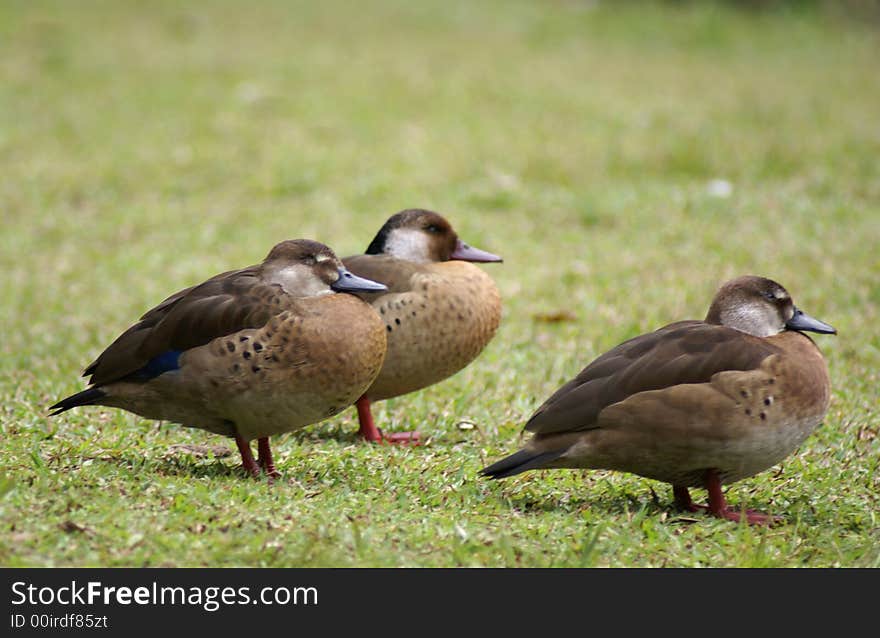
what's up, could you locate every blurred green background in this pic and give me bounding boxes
[1,0,878,566]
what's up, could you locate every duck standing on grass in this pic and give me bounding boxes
[343,209,503,444]
[482,276,836,524]
[49,239,388,479]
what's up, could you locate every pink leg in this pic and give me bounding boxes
[257,437,281,479]
[355,395,382,441]
[234,434,260,478]
[355,395,420,445]
[704,469,777,525]
[704,470,729,518]
[673,474,778,525]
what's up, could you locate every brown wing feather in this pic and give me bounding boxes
[134,267,241,324]
[84,266,295,386]
[525,321,781,435]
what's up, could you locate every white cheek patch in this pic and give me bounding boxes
[271,265,332,297]
[722,305,780,337]
[384,228,432,263]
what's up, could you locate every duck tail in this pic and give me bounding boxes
[480,449,566,480]
[48,387,106,417]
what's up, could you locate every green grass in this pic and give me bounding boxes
[1,0,878,567]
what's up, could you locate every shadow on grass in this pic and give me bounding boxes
[496,485,832,527]
[290,427,361,445]
[86,450,249,480]
[156,455,250,480]
[501,490,677,521]
[80,428,427,481]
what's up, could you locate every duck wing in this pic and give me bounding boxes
[525,321,780,435]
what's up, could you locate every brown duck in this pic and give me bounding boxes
[50,239,388,478]
[342,209,503,443]
[482,276,836,524]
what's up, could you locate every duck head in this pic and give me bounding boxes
[364,209,503,264]
[263,239,387,296]
[705,275,836,338]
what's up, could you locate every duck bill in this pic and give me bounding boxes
[331,268,387,293]
[450,239,503,263]
[785,307,836,334]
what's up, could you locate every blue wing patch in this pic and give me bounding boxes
[135,350,182,379]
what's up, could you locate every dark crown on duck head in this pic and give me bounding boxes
[264,239,340,265]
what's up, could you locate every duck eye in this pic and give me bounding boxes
[425,224,441,233]
[762,291,777,302]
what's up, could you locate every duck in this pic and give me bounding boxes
[49,239,388,479]
[481,276,836,524]
[342,209,503,443]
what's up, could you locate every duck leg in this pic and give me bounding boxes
[234,434,261,478]
[355,395,420,445]
[673,471,777,525]
[704,470,778,525]
[673,485,697,511]
[256,437,281,479]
